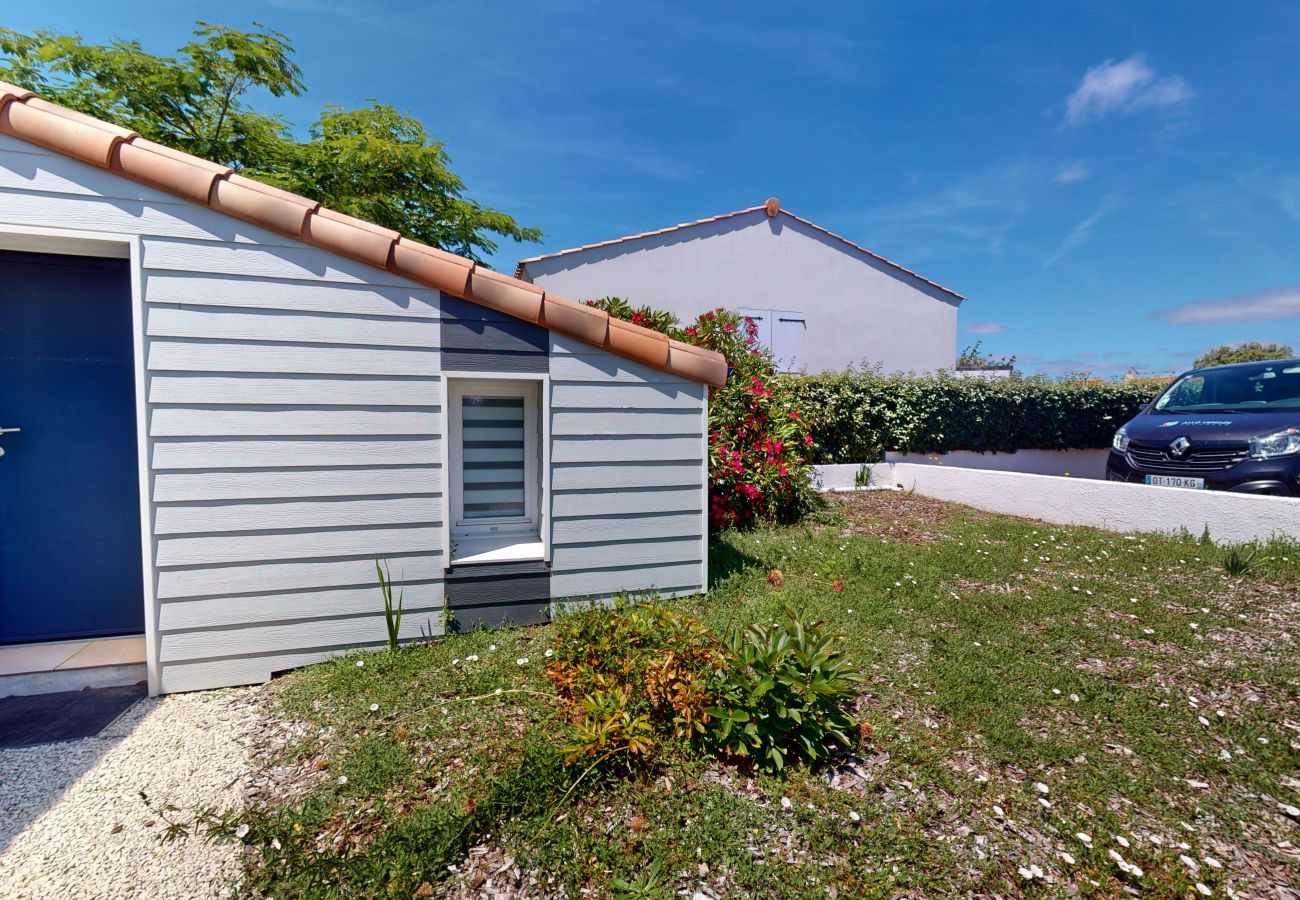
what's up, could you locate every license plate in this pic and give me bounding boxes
[1144,474,1205,490]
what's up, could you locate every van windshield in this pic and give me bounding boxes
[1155,361,1300,413]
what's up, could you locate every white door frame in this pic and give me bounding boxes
[0,222,157,694]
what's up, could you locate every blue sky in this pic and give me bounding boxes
[8,1,1300,375]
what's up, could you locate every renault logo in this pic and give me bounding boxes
[1169,436,1192,457]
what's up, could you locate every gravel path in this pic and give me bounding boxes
[0,686,262,900]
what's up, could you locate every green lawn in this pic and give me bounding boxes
[226,491,1300,898]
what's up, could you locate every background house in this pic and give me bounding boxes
[518,198,965,373]
[0,82,721,695]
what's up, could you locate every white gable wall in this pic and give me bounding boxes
[523,210,961,374]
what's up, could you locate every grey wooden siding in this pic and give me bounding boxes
[548,334,707,602]
[0,133,712,693]
[0,135,445,693]
[440,293,548,372]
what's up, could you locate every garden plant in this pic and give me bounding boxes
[586,298,818,529]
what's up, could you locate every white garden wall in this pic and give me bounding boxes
[885,448,1110,480]
[860,463,1300,545]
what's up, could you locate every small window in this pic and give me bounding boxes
[448,379,542,563]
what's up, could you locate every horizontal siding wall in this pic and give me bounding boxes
[549,334,707,603]
[0,136,445,693]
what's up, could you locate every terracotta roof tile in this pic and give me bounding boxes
[0,82,726,387]
[210,175,315,237]
[110,139,226,204]
[0,82,33,104]
[390,238,473,296]
[305,207,395,268]
[515,199,964,301]
[608,316,669,370]
[539,292,610,346]
[131,136,231,177]
[1,96,132,168]
[467,267,545,325]
[668,342,727,386]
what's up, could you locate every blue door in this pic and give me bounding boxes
[0,249,144,643]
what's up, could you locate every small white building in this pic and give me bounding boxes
[0,83,723,694]
[517,198,964,373]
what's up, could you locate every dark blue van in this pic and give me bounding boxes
[1106,358,1300,496]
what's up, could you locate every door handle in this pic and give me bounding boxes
[0,427,19,434]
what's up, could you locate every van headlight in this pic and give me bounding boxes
[1249,427,1300,459]
[1112,426,1130,452]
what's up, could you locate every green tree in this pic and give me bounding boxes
[0,22,540,264]
[1193,341,1294,368]
[956,340,1016,371]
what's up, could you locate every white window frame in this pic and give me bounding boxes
[443,374,549,566]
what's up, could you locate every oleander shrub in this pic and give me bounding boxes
[784,370,1166,463]
[545,604,865,773]
[585,299,816,529]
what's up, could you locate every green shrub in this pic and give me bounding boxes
[784,370,1164,462]
[1222,544,1260,578]
[706,611,864,771]
[585,299,818,529]
[546,604,726,766]
[545,604,865,773]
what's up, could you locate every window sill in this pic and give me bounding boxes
[451,536,545,566]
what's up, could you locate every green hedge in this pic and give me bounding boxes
[782,372,1165,463]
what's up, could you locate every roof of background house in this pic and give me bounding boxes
[0,82,726,387]
[516,196,964,302]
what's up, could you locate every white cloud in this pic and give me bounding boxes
[1017,349,1136,377]
[1155,285,1300,324]
[965,322,1007,335]
[1044,196,1123,267]
[1053,161,1089,184]
[850,164,1034,258]
[1065,55,1193,125]
[1278,175,1300,221]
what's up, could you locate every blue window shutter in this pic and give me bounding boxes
[772,310,805,372]
[736,308,772,352]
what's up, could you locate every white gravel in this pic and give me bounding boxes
[0,687,261,900]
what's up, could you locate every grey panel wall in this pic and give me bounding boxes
[446,561,551,630]
[548,334,707,602]
[523,210,961,374]
[440,294,548,372]
[0,134,446,693]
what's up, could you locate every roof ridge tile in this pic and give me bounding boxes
[110,139,226,205]
[0,96,129,168]
[0,85,727,386]
[210,174,314,237]
[305,207,396,269]
[390,238,473,296]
